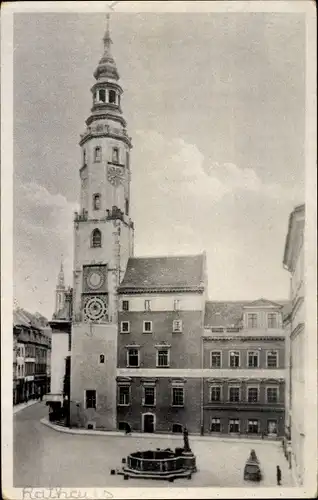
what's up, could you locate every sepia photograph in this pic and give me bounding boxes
[1,1,317,498]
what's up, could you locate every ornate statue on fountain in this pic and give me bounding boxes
[183,426,191,452]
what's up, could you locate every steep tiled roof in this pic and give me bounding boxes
[13,309,31,328]
[204,299,290,327]
[13,308,49,330]
[204,301,248,327]
[118,254,205,293]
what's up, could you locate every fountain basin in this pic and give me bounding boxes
[118,448,197,481]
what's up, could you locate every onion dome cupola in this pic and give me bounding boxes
[80,14,132,149]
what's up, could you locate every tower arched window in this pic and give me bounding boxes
[94,146,102,162]
[91,229,102,248]
[126,151,130,169]
[112,147,119,164]
[99,89,106,103]
[93,193,101,211]
[109,89,116,104]
[83,149,87,166]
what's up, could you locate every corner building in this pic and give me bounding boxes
[203,300,287,437]
[117,254,207,433]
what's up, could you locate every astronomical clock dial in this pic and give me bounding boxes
[83,296,108,322]
[86,269,104,291]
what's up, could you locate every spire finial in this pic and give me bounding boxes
[103,13,112,51]
[58,255,65,287]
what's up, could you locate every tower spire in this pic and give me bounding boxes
[57,256,65,288]
[103,13,112,52]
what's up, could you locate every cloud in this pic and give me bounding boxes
[14,180,78,316]
[133,129,299,205]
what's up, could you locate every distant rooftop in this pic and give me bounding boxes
[204,299,289,327]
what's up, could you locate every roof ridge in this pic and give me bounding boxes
[128,253,204,260]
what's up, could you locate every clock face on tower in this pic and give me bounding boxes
[83,265,107,293]
[83,296,108,323]
[86,270,104,290]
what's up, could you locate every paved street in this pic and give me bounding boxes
[14,403,294,488]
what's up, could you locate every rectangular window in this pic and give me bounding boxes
[85,390,96,409]
[144,300,151,311]
[229,419,240,433]
[267,419,278,435]
[210,418,221,432]
[247,387,259,403]
[229,386,240,402]
[172,387,184,407]
[121,321,130,333]
[127,349,139,367]
[210,386,222,402]
[157,349,169,367]
[266,350,278,368]
[248,420,259,434]
[118,386,130,406]
[173,320,182,333]
[247,313,258,328]
[266,387,278,403]
[211,351,221,368]
[229,351,240,368]
[143,386,155,406]
[143,321,152,333]
[247,351,259,368]
[173,299,180,311]
[122,300,129,311]
[267,313,278,328]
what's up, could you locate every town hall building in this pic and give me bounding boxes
[46,17,287,437]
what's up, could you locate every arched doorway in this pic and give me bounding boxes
[142,413,155,433]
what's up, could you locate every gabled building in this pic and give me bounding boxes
[13,308,51,404]
[116,254,207,433]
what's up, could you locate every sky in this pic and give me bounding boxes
[13,11,305,318]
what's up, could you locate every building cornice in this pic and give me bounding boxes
[118,287,205,295]
[203,336,285,342]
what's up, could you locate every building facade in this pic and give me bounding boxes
[13,308,51,404]
[116,254,207,434]
[283,203,305,485]
[203,300,286,437]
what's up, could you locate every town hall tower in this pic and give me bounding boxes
[70,16,134,430]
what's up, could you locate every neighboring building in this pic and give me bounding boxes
[13,308,51,404]
[46,261,72,405]
[283,203,305,485]
[203,300,286,437]
[116,254,207,434]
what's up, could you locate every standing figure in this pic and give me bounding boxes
[125,423,131,435]
[276,465,282,486]
[183,426,191,452]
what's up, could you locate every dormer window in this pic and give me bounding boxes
[247,313,258,328]
[109,89,116,104]
[93,194,101,211]
[91,228,102,248]
[267,313,278,329]
[94,146,102,163]
[112,147,119,164]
